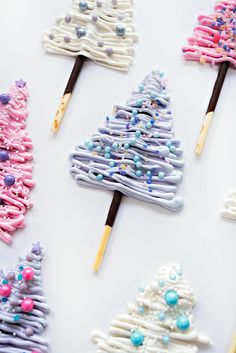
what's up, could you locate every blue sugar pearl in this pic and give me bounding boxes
[138,306,145,315]
[135,130,141,138]
[170,145,176,153]
[115,24,126,36]
[112,142,119,150]
[162,335,170,345]
[105,146,111,153]
[0,94,10,105]
[139,84,144,92]
[79,0,88,11]
[159,280,165,287]
[13,315,21,322]
[150,119,155,124]
[18,274,23,281]
[96,146,102,152]
[135,161,142,168]
[147,179,152,184]
[158,171,165,180]
[136,170,142,177]
[0,150,9,161]
[148,187,152,192]
[133,155,140,162]
[136,99,143,107]
[158,312,166,321]
[2,279,8,284]
[169,273,176,281]
[105,153,111,159]
[130,139,136,145]
[87,142,94,150]
[154,133,159,138]
[124,143,130,150]
[2,297,7,303]
[4,175,15,187]
[132,109,138,116]
[130,330,144,346]
[176,315,190,331]
[96,174,103,181]
[166,141,172,148]
[76,27,86,38]
[147,170,152,178]
[109,161,115,168]
[165,290,179,306]
[19,266,24,271]
[131,117,136,125]
[146,122,152,129]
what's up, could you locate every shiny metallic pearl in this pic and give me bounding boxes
[130,330,144,346]
[4,175,15,186]
[76,27,86,38]
[0,150,9,161]
[79,1,88,11]
[176,315,190,331]
[165,290,179,306]
[115,24,125,37]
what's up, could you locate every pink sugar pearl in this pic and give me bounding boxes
[0,284,12,297]
[21,297,34,312]
[22,267,34,281]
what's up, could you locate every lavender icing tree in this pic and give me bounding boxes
[0,243,49,353]
[70,70,184,271]
[92,264,211,353]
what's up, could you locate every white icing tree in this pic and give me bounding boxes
[0,243,49,353]
[92,264,211,353]
[42,0,138,71]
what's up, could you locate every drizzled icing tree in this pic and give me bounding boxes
[0,81,35,245]
[0,243,49,353]
[182,1,236,154]
[70,70,184,271]
[42,0,138,131]
[92,264,211,353]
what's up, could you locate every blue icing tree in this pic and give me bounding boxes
[70,70,184,271]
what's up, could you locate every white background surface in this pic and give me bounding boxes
[0,0,235,352]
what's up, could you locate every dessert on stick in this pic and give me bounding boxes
[92,264,211,353]
[70,70,184,271]
[0,80,35,245]
[42,0,138,132]
[182,0,236,154]
[0,243,50,353]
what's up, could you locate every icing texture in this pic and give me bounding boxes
[42,0,138,71]
[0,243,49,353]
[221,190,236,219]
[182,1,236,66]
[0,81,35,245]
[92,264,211,353]
[70,71,184,212]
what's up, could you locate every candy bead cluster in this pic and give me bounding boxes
[0,81,35,245]
[92,264,210,353]
[70,71,184,212]
[183,0,236,66]
[42,0,138,71]
[0,243,49,353]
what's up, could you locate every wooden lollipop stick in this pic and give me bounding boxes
[195,61,230,154]
[228,332,236,353]
[52,55,85,132]
[93,191,123,272]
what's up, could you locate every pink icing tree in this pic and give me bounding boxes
[182,1,236,154]
[0,80,35,245]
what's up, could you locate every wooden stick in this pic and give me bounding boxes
[51,55,85,132]
[93,191,123,272]
[195,61,230,154]
[228,332,236,353]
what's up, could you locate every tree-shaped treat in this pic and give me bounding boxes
[0,80,35,245]
[0,243,50,353]
[42,0,138,132]
[92,264,211,353]
[70,70,184,271]
[182,0,236,154]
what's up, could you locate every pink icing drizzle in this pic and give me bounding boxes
[182,0,236,67]
[0,82,35,244]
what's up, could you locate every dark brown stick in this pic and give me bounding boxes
[93,191,123,272]
[195,61,230,154]
[52,55,86,132]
